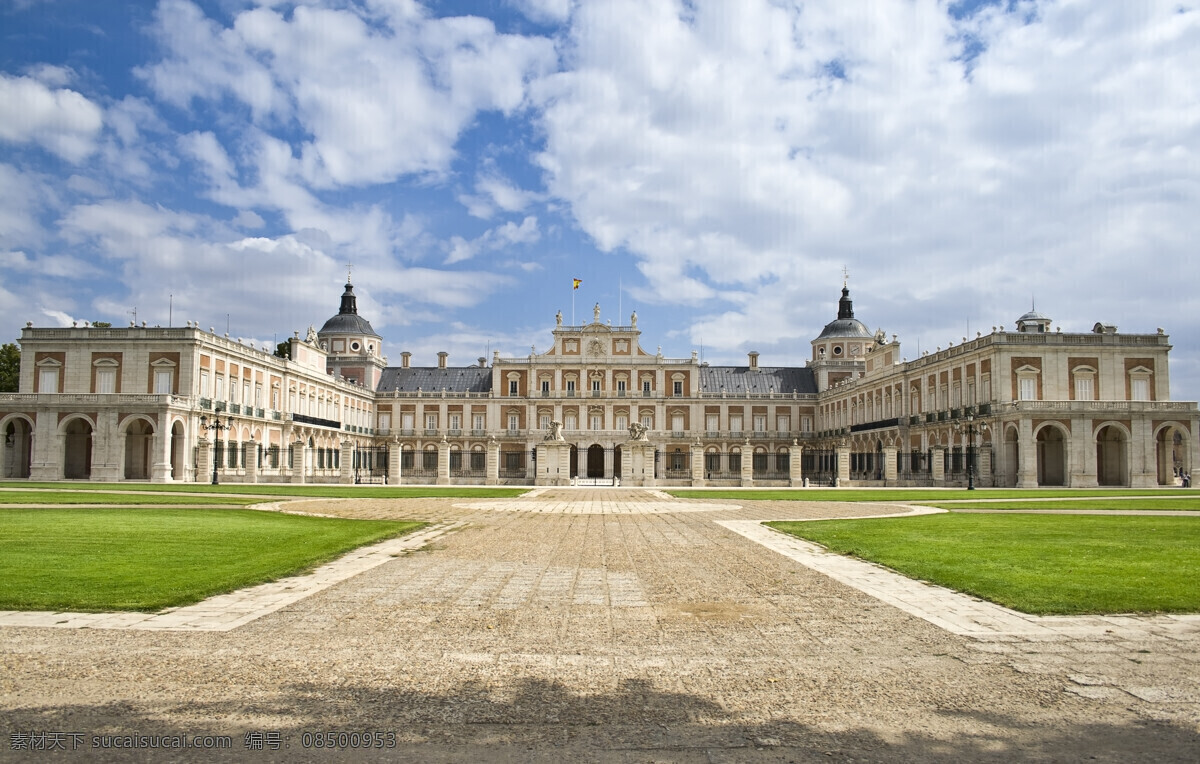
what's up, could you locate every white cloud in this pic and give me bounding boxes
[509,0,572,25]
[141,0,557,187]
[530,0,1200,358]
[0,73,103,162]
[445,215,540,264]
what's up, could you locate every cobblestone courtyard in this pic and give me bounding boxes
[2,490,1198,762]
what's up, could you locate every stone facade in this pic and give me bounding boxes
[1,283,1196,487]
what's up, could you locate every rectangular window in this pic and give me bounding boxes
[270,388,278,410]
[540,414,551,430]
[426,413,438,430]
[671,414,684,433]
[566,380,576,395]
[508,414,520,431]
[1018,377,1036,401]
[473,414,485,431]
[215,377,225,401]
[255,384,263,407]
[641,414,653,429]
[154,370,172,395]
[1075,377,1094,401]
[776,416,790,433]
[96,368,116,394]
[1131,378,1149,401]
[591,415,602,430]
[243,380,251,405]
[673,380,683,396]
[730,415,743,434]
[509,379,519,396]
[449,414,461,431]
[801,416,812,432]
[616,414,628,431]
[200,370,209,397]
[541,379,550,395]
[565,414,577,430]
[591,379,601,396]
[643,380,651,395]
[706,414,719,433]
[378,413,391,431]
[617,380,626,395]
[753,415,766,433]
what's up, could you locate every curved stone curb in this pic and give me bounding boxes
[0,521,463,632]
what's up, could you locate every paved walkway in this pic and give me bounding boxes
[1,489,1197,762]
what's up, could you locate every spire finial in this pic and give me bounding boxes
[843,265,849,288]
[346,260,353,285]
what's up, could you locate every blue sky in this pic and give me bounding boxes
[2,0,1198,398]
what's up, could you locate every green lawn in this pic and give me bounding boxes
[0,483,528,499]
[767,514,1200,615]
[926,498,1200,511]
[670,488,1200,502]
[0,490,263,505]
[0,508,425,612]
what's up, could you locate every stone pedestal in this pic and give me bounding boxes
[740,444,753,487]
[388,441,402,485]
[883,446,898,483]
[196,437,212,485]
[788,442,804,486]
[977,443,994,487]
[486,439,500,485]
[931,446,945,483]
[339,439,355,484]
[625,441,656,486]
[836,445,851,486]
[245,439,259,484]
[690,443,705,487]
[290,440,307,483]
[436,439,451,485]
[536,442,572,486]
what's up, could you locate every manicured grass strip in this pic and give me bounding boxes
[0,508,424,612]
[0,483,528,499]
[928,498,1200,511]
[0,491,262,506]
[767,514,1200,615]
[670,488,1200,502]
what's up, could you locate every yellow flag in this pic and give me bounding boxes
[572,278,582,290]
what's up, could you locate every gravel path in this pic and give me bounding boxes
[1,489,1197,762]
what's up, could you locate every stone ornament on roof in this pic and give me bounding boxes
[305,325,318,344]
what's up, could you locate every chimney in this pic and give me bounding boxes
[748,351,759,370]
[478,357,487,367]
[401,351,411,369]
[438,351,448,369]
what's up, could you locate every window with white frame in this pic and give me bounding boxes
[1015,366,1039,401]
[673,380,683,396]
[1074,367,1095,401]
[508,413,520,431]
[566,379,576,395]
[449,414,461,431]
[426,413,438,430]
[591,414,602,430]
[776,415,790,433]
[1130,369,1151,401]
[616,379,626,395]
[200,370,210,397]
[642,379,652,395]
[541,379,550,395]
[730,414,743,434]
[378,413,391,431]
[508,379,519,395]
[706,414,719,433]
[641,413,653,429]
[473,413,485,431]
[402,413,414,431]
[540,414,551,430]
[671,414,684,433]
[616,414,628,430]
[753,415,766,433]
[565,413,577,430]
[155,370,173,395]
[243,380,251,405]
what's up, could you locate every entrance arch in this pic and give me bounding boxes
[1155,423,1189,485]
[1096,424,1129,486]
[2,416,33,479]
[569,445,578,478]
[63,417,94,480]
[1035,425,1066,486]
[586,444,605,478]
[123,417,154,480]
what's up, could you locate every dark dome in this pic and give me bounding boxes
[816,318,873,340]
[815,285,873,340]
[318,282,380,338]
[319,312,378,336]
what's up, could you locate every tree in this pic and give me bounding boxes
[0,342,20,392]
[274,340,291,360]
[92,321,112,328]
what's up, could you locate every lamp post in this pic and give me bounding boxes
[956,414,988,490]
[200,414,234,485]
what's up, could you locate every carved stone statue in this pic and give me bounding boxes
[305,325,318,344]
[544,420,564,441]
[593,302,601,323]
[556,310,563,327]
[628,422,648,442]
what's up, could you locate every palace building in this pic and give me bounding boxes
[1,281,1196,488]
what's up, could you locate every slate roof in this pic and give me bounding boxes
[698,366,817,395]
[377,367,493,394]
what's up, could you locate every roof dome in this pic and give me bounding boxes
[816,286,873,340]
[318,282,379,337]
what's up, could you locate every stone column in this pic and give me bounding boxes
[29,412,59,481]
[977,441,993,487]
[436,438,451,485]
[246,438,259,484]
[836,444,851,486]
[486,439,500,485]
[92,410,120,482]
[151,416,173,483]
[196,436,212,485]
[290,438,307,483]
[931,446,945,483]
[690,442,705,487]
[1016,418,1037,488]
[882,445,898,484]
[604,446,615,480]
[789,442,803,487]
[388,440,402,485]
[339,439,355,484]
[1069,417,1097,487]
[1130,417,1156,488]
